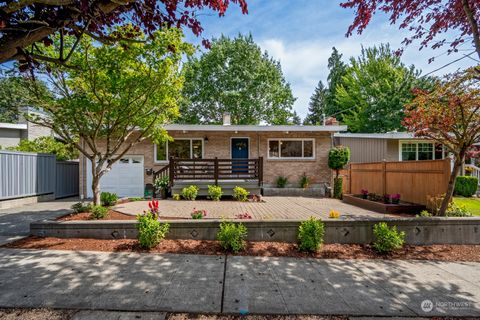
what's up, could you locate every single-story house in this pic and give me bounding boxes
[0,108,54,148]
[333,132,448,163]
[78,117,346,198]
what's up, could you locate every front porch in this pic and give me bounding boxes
[154,157,263,195]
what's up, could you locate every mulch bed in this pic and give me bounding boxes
[4,236,480,262]
[56,210,137,221]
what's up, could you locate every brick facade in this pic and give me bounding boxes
[79,130,334,197]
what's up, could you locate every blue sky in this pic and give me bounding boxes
[185,0,478,119]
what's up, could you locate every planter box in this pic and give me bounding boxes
[343,194,425,215]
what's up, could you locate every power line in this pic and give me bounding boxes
[422,51,477,77]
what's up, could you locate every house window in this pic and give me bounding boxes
[268,139,315,159]
[400,141,440,161]
[155,139,203,162]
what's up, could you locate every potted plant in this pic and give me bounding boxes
[361,189,368,199]
[383,194,391,204]
[391,194,401,204]
[154,175,169,199]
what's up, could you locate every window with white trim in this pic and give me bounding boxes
[155,139,203,162]
[268,139,314,159]
[400,141,444,161]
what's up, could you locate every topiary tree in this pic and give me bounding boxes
[328,146,350,199]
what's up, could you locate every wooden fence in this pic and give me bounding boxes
[339,159,451,205]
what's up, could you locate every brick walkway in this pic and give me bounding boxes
[114,197,396,220]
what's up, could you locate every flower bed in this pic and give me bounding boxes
[343,194,425,215]
[5,236,480,262]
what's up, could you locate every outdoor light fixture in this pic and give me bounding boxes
[204,136,209,142]
[145,168,153,176]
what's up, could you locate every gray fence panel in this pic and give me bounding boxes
[0,150,56,200]
[55,161,79,199]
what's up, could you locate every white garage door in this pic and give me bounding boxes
[86,156,144,198]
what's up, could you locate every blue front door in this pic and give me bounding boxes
[231,138,249,174]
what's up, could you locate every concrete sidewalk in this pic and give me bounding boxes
[0,198,78,245]
[0,248,479,317]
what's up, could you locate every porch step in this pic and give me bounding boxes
[172,180,261,196]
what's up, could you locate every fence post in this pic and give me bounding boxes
[214,157,219,185]
[382,160,387,195]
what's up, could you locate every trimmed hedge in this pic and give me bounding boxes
[454,176,478,197]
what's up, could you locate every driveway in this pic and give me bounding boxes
[0,248,478,317]
[0,198,78,245]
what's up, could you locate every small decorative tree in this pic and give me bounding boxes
[328,146,351,199]
[404,67,480,216]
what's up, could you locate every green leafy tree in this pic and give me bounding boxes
[8,137,78,160]
[180,34,295,125]
[0,77,50,123]
[304,81,328,125]
[335,44,429,133]
[28,27,193,205]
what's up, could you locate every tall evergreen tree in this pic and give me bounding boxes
[303,80,327,125]
[325,47,348,120]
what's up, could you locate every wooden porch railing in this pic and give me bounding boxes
[153,157,263,187]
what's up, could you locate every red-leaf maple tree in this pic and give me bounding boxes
[403,67,480,216]
[340,0,480,60]
[0,0,248,65]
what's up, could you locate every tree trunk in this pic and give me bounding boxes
[92,175,101,206]
[438,157,463,216]
[90,157,103,206]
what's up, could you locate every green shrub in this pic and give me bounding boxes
[372,222,405,254]
[217,221,247,253]
[207,185,223,201]
[90,205,109,219]
[417,210,432,217]
[275,176,288,188]
[333,177,343,199]
[446,202,472,217]
[100,192,118,206]
[136,211,170,249]
[454,176,478,197]
[182,185,199,200]
[172,193,181,201]
[233,186,249,202]
[129,197,144,202]
[71,202,91,213]
[299,173,310,189]
[298,217,325,252]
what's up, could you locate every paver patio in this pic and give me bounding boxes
[114,197,397,220]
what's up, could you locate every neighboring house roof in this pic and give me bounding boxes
[334,132,418,139]
[164,124,347,132]
[0,123,27,130]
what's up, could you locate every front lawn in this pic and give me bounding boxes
[454,197,480,216]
